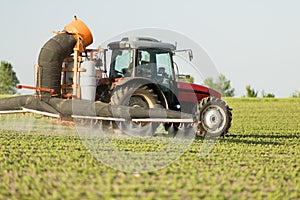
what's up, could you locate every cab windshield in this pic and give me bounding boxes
[109,48,174,84]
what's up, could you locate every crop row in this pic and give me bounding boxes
[0,98,299,199]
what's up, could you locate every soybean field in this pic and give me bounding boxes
[0,98,299,199]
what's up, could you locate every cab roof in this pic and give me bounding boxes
[108,37,176,51]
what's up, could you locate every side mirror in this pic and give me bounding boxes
[188,50,193,61]
[173,49,193,61]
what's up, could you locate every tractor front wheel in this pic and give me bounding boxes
[196,97,232,137]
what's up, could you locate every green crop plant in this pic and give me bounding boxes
[0,98,299,199]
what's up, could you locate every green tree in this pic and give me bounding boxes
[204,74,235,97]
[246,85,258,97]
[261,90,275,98]
[291,91,300,98]
[0,61,20,94]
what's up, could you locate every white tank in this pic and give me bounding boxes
[79,61,97,101]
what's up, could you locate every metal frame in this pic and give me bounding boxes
[0,108,60,118]
[72,115,194,123]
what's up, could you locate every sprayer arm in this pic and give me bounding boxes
[17,85,55,94]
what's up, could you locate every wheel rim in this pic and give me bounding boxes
[201,105,227,134]
[130,93,155,108]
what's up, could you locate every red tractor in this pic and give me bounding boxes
[96,37,232,136]
[0,18,231,137]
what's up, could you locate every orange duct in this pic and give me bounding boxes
[64,16,93,49]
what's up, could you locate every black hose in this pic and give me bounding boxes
[0,95,191,119]
[37,33,77,97]
[0,95,59,114]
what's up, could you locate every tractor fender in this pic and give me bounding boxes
[114,77,169,109]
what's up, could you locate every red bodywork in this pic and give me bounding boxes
[98,78,221,105]
[177,82,221,104]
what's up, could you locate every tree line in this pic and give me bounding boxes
[204,74,300,98]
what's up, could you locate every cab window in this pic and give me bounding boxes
[110,49,133,78]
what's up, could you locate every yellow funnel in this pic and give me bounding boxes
[64,17,93,47]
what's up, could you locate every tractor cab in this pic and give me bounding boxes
[95,37,180,110]
[108,37,176,87]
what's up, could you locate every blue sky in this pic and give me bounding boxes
[1,0,300,97]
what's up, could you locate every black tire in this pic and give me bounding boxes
[196,97,232,137]
[110,84,160,136]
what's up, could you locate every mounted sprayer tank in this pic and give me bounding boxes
[79,61,97,101]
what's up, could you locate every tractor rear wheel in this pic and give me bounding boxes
[196,97,232,137]
[110,84,160,136]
